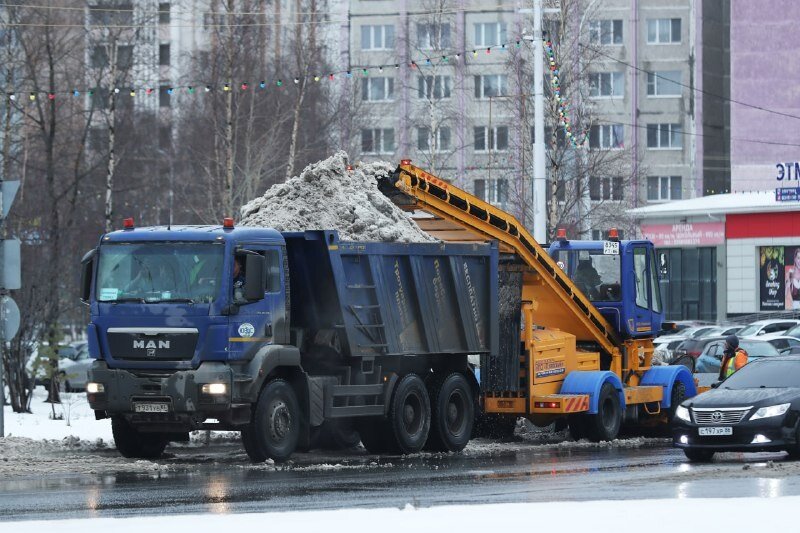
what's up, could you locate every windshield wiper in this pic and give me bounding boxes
[107,297,146,304]
[143,298,196,304]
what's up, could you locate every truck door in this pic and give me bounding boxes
[229,246,286,357]
[630,245,661,336]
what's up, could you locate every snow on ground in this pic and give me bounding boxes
[239,151,435,243]
[2,387,113,443]
[6,497,798,532]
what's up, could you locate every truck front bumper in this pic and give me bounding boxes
[88,361,246,431]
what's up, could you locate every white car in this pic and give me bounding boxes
[738,319,800,339]
[759,333,800,354]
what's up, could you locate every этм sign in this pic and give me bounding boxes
[775,162,800,202]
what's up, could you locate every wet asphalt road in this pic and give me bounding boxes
[3,440,800,521]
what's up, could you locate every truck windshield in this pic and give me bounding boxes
[95,243,224,303]
[556,249,621,302]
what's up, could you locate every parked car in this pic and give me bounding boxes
[695,339,781,374]
[658,320,715,337]
[782,324,800,340]
[737,319,800,339]
[672,336,728,365]
[653,326,718,364]
[696,325,743,338]
[57,341,91,392]
[761,335,800,354]
[672,355,800,462]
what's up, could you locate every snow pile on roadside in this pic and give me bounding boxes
[8,497,800,532]
[240,151,435,243]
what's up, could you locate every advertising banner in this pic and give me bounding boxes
[760,247,784,310]
[787,246,800,310]
[641,222,725,247]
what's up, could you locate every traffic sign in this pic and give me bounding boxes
[0,238,20,290]
[0,295,19,340]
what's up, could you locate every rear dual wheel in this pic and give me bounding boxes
[426,373,474,452]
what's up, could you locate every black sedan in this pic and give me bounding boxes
[672,355,800,462]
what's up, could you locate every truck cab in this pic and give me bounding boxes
[548,230,663,339]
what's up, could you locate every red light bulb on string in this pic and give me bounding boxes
[48,93,55,100]
[241,82,248,90]
[146,87,153,95]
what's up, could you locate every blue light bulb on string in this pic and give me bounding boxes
[72,90,80,97]
[259,81,266,89]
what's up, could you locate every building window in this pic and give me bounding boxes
[158,2,170,24]
[361,128,395,154]
[647,123,682,149]
[588,72,624,98]
[361,25,395,50]
[474,126,508,152]
[90,3,133,25]
[589,177,624,201]
[647,18,681,44]
[647,176,682,201]
[417,75,451,99]
[474,22,507,47]
[647,71,682,96]
[159,44,170,66]
[588,19,623,45]
[117,45,133,69]
[159,85,171,107]
[474,74,508,98]
[589,124,624,149]
[474,179,508,204]
[91,46,108,68]
[417,127,451,151]
[417,23,450,50]
[361,77,394,101]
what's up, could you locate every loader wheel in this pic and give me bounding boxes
[426,373,474,452]
[247,379,301,463]
[387,374,431,454]
[111,416,167,459]
[584,383,622,442]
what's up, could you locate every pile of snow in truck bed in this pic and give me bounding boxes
[240,151,435,243]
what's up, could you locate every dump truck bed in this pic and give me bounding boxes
[283,230,499,359]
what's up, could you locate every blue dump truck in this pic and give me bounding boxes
[82,162,696,462]
[82,220,497,460]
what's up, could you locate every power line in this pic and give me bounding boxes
[599,120,800,148]
[583,43,800,122]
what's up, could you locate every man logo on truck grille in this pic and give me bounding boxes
[133,340,170,349]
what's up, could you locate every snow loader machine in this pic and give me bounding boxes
[379,160,696,440]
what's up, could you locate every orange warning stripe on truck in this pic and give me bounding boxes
[531,394,590,414]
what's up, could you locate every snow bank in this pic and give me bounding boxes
[7,497,799,532]
[240,151,435,243]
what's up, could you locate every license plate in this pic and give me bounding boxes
[134,402,170,413]
[699,426,732,436]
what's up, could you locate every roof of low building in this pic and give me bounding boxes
[628,191,800,219]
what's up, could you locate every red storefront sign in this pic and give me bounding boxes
[641,222,725,247]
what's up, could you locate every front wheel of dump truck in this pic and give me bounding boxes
[426,373,474,452]
[387,373,431,454]
[111,416,167,459]
[584,382,622,442]
[247,379,301,463]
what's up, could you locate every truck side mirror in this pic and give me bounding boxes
[244,253,266,301]
[80,249,96,304]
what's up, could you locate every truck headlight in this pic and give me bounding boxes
[750,403,790,421]
[86,382,105,394]
[674,405,691,422]
[201,383,227,395]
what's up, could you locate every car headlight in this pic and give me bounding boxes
[674,405,691,422]
[86,382,105,394]
[750,403,791,421]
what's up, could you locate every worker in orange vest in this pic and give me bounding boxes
[719,335,748,380]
